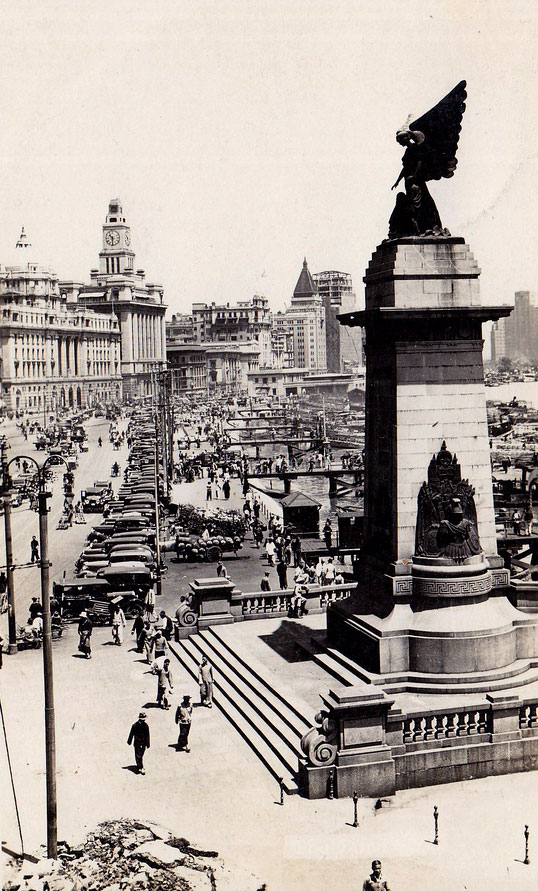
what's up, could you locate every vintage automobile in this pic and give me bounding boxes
[53,577,144,622]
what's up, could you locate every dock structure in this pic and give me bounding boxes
[248,464,364,497]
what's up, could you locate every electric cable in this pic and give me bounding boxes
[0,697,25,857]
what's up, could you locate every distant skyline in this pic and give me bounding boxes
[0,1,536,319]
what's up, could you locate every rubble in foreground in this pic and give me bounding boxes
[2,819,265,891]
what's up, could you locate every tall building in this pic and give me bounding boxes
[489,291,536,364]
[270,311,294,368]
[313,270,364,371]
[192,294,272,366]
[78,199,166,399]
[285,259,326,371]
[0,228,121,414]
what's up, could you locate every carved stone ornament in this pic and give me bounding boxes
[415,442,482,562]
[300,709,338,767]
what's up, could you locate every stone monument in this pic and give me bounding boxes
[299,82,538,798]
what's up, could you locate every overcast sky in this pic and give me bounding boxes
[1,0,537,322]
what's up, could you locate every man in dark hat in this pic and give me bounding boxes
[127,711,150,774]
[175,695,193,752]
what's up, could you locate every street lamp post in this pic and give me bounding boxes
[4,450,66,858]
[1,439,17,654]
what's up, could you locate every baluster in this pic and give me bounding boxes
[467,711,478,734]
[252,597,259,613]
[424,715,437,740]
[403,718,414,744]
[457,712,469,736]
[520,706,530,729]
[244,598,251,615]
[445,713,458,738]
[435,715,448,739]
[529,704,538,727]
[413,717,426,742]
[477,710,488,734]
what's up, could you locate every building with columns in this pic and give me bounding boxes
[77,199,166,399]
[0,228,121,414]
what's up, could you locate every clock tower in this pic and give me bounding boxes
[99,198,135,275]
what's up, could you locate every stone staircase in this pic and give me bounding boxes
[301,633,538,695]
[169,626,313,794]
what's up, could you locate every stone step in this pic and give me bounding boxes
[303,635,538,696]
[190,632,306,758]
[169,636,301,794]
[194,632,308,753]
[207,626,313,733]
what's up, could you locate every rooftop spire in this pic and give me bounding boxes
[293,256,317,299]
[15,226,31,250]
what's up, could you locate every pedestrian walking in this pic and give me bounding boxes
[111,603,126,645]
[151,629,168,667]
[206,482,212,501]
[77,611,93,659]
[30,535,39,563]
[127,711,150,774]
[198,657,214,707]
[222,479,231,499]
[216,560,228,578]
[276,558,288,590]
[260,571,271,592]
[323,519,333,550]
[175,695,193,752]
[28,596,42,622]
[291,535,302,567]
[156,609,174,640]
[98,436,102,447]
[144,586,156,621]
[156,658,174,709]
[265,538,276,566]
[131,611,145,651]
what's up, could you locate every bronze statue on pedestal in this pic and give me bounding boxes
[389,80,467,239]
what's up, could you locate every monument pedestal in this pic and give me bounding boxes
[326,236,537,688]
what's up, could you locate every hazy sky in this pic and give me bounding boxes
[1,0,537,320]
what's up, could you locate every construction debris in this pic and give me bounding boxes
[2,819,263,891]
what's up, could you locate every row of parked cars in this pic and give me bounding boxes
[53,412,162,623]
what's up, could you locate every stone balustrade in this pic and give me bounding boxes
[402,708,490,744]
[299,684,538,799]
[232,582,354,619]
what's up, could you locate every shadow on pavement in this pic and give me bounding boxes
[259,619,319,663]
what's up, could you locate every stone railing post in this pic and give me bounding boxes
[385,706,406,755]
[486,693,522,742]
[190,577,236,629]
[299,685,396,799]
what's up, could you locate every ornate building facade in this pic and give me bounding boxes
[0,229,121,414]
[78,199,166,399]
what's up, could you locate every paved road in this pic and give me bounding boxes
[0,417,130,634]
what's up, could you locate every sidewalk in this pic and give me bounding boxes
[3,618,538,890]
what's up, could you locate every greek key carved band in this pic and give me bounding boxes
[414,574,492,597]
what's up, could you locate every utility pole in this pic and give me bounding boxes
[3,448,59,856]
[1,439,17,654]
[153,420,163,599]
[38,482,57,858]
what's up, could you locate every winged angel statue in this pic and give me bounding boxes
[388,80,467,239]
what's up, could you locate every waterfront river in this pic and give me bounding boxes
[487,382,538,409]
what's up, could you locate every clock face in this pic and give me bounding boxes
[124,231,131,247]
[105,230,120,246]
